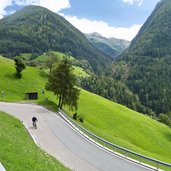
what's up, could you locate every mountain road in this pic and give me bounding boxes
[0,102,152,171]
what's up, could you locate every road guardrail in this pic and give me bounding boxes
[59,109,171,171]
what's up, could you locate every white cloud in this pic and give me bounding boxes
[38,0,71,12]
[14,0,71,12]
[0,0,70,15]
[122,0,143,6]
[64,15,142,41]
[0,0,13,15]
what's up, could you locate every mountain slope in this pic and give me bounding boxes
[0,55,171,166]
[85,32,130,58]
[115,0,171,115]
[127,0,171,57]
[0,5,112,73]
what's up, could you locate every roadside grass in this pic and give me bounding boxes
[64,90,171,165]
[38,100,59,112]
[0,111,70,171]
[0,56,171,167]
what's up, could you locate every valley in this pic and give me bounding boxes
[0,1,171,170]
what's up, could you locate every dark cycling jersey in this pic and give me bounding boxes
[32,117,37,122]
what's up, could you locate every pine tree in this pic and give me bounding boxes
[46,58,80,110]
[14,56,26,78]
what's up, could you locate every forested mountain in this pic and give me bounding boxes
[110,0,171,115]
[85,32,130,58]
[0,5,112,73]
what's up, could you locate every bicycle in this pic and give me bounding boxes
[33,121,37,129]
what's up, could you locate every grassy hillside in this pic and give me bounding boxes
[70,90,171,164]
[0,111,70,171]
[0,55,88,102]
[0,56,53,101]
[0,56,171,168]
[34,51,89,77]
[21,52,89,78]
[33,51,74,63]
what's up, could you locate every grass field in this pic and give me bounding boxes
[0,56,171,169]
[31,51,89,77]
[0,111,70,171]
[0,56,87,101]
[20,52,72,62]
[0,56,53,101]
[67,90,171,164]
[32,51,74,63]
[73,66,89,77]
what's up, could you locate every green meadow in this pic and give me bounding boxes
[32,51,74,63]
[0,56,171,169]
[0,56,52,101]
[21,51,89,77]
[71,90,171,164]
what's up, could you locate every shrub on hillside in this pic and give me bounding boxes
[158,113,171,127]
[73,112,78,120]
[73,112,85,122]
[79,114,85,123]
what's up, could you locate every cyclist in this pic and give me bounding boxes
[32,116,38,129]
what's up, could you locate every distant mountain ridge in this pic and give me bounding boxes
[0,5,112,73]
[85,32,130,58]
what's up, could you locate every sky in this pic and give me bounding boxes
[0,0,160,41]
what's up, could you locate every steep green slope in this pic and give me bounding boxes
[0,111,70,171]
[0,55,88,101]
[0,56,51,101]
[0,56,171,166]
[113,0,171,115]
[0,5,112,73]
[73,90,171,164]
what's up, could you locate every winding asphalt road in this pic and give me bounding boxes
[0,102,152,171]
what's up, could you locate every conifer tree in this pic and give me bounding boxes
[14,56,26,78]
[46,58,80,110]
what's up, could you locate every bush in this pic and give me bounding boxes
[79,114,85,123]
[73,112,78,120]
[73,112,85,122]
[158,113,171,127]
